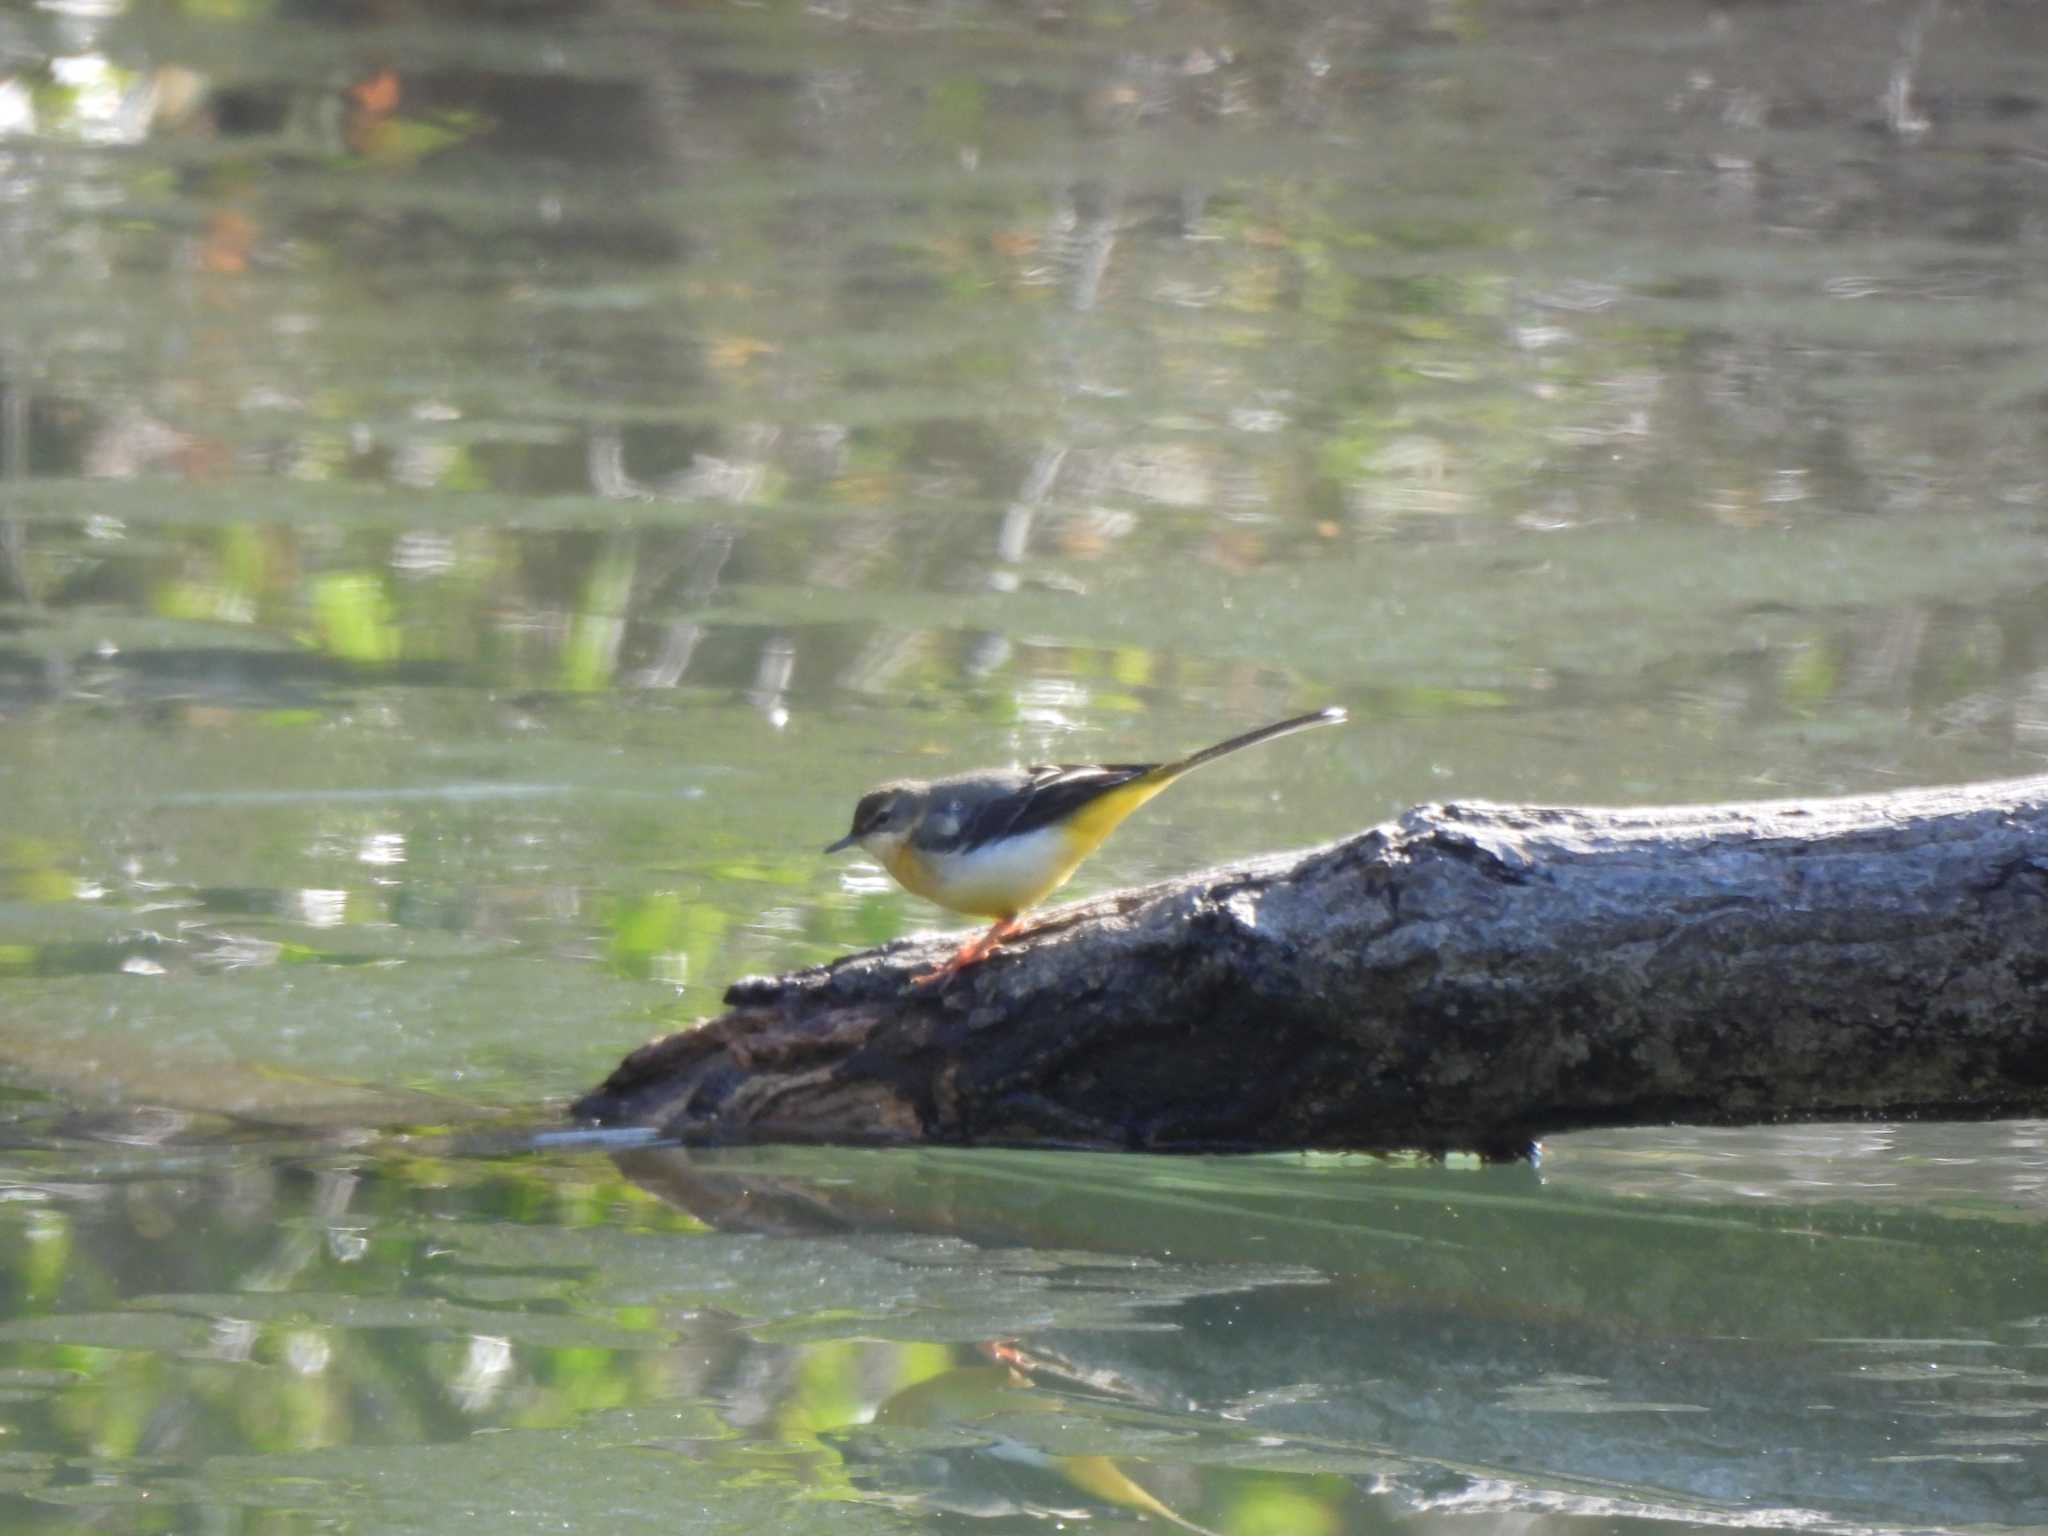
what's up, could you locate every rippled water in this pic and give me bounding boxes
[4,0,2048,1528]
[1,1110,2045,1533]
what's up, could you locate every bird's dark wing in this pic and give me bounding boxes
[928,763,1157,854]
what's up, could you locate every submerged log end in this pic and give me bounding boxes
[568,851,1378,1151]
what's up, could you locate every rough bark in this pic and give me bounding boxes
[572,776,2048,1156]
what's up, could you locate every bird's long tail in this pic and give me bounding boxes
[1153,706,1347,782]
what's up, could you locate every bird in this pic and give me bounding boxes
[824,706,1347,985]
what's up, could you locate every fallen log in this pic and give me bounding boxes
[572,776,2048,1157]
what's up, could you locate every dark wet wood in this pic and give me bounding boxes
[573,777,2048,1157]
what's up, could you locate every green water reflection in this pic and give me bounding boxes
[0,1113,2044,1533]
[6,0,2048,1527]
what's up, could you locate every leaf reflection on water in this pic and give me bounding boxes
[6,0,2048,1528]
[0,1120,2041,1531]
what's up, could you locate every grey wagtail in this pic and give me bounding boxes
[825,706,1347,984]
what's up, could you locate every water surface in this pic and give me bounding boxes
[3,0,2047,1528]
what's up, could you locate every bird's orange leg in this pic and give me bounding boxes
[912,915,1025,988]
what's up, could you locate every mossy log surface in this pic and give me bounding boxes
[572,777,2048,1157]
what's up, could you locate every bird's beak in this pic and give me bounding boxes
[824,830,862,855]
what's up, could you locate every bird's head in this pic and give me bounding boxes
[824,782,924,858]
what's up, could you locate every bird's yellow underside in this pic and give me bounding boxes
[881,771,1176,919]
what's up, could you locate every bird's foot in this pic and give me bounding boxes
[911,916,1023,990]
